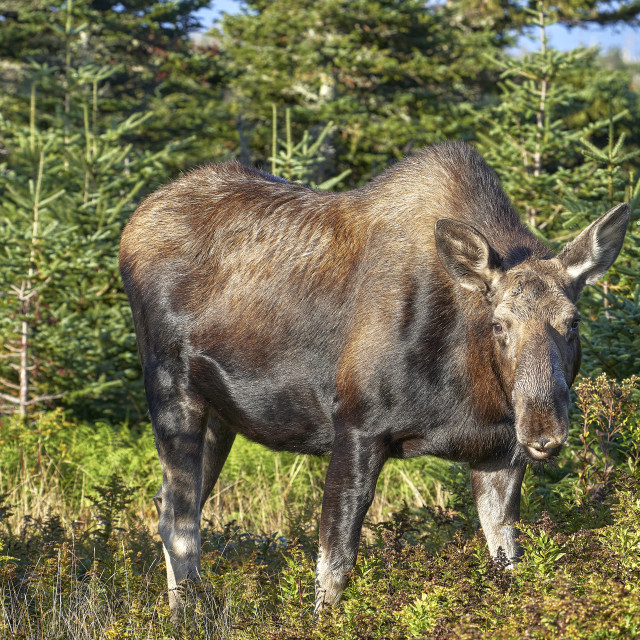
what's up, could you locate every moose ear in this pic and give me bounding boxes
[435,219,502,294]
[556,203,630,294]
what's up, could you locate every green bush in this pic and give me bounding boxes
[0,375,638,638]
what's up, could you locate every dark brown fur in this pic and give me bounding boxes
[120,142,629,613]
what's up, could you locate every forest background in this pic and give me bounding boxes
[1,0,640,638]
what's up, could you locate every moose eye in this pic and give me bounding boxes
[492,322,503,335]
[570,318,580,331]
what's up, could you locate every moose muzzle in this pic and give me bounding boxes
[512,336,570,461]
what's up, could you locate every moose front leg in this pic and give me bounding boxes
[315,431,386,614]
[470,459,525,564]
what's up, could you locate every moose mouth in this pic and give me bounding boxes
[520,442,563,462]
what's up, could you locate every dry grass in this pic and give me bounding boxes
[1,377,637,639]
[0,410,455,542]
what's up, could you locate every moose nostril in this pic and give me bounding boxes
[532,437,551,452]
[528,437,565,452]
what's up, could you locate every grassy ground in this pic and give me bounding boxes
[0,374,638,639]
[0,408,456,536]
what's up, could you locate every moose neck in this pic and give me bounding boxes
[392,275,517,464]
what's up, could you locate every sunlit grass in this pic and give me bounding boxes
[0,375,638,639]
[0,410,457,539]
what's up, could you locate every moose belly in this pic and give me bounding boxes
[189,352,336,455]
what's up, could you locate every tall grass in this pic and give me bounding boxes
[0,409,458,540]
[1,375,638,639]
[0,407,458,640]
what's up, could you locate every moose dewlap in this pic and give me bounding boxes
[119,142,629,613]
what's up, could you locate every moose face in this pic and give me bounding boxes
[435,203,629,462]
[489,261,579,459]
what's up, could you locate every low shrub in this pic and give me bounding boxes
[0,374,637,638]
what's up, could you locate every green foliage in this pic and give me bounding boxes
[0,374,639,638]
[518,525,566,583]
[480,8,637,232]
[6,477,640,638]
[0,408,458,539]
[450,0,640,33]
[479,6,640,379]
[573,374,640,490]
[1,0,638,423]
[571,119,640,377]
[0,0,226,173]
[269,105,351,189]
[277,540,315,612]
[217,0,506,185]
[400,587,450,638]
[0,30,192,418]
[0,410,159,510]
[0,1,639,635]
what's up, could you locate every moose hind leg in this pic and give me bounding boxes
[315,431,386,614]
[151,391,208,611]
[470,459,525,564]
[200,415,236,512]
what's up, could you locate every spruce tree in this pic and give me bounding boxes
[450,0,640,33]
[269,106,351,188]
[478,6,640,378]
[0,63,181,419]
[216,0,506,185]
[0,0,228,174]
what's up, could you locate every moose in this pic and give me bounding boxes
[119,142,629,613]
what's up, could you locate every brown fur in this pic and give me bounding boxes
[119,141,629,614]
[120,144,545,408]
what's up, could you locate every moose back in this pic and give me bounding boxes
[119,142,629,612]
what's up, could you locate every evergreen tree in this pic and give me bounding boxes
[562,117,640,378]
[0,60,182,419]
[451,0,640,33]
[0,0,230,174]
[269,105,351,188]
[216,0,507,185]
[478,6,640,378]
[0,0,211,93]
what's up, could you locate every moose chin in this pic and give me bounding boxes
[120,141,629,614]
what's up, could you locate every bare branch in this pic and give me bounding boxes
[4,344,21,353]
[0,377,20,391]
[26,393,64,405]
[9,363,36,372]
